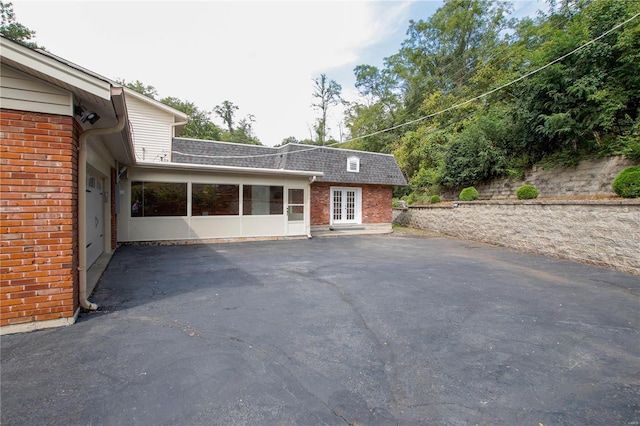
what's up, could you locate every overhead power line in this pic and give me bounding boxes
[173,11,639,161]
[342,10,640,145]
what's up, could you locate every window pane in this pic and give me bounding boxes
[243,185,283,215]
[288,188,304,205]
[346,190,355,220]
[192,184,239,216]
[287,205,304,221]
[131,181,187,217]
[333,190,342,221]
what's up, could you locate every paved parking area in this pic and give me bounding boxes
[2,234,639,425]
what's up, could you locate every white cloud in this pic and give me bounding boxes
[12,1,419,145]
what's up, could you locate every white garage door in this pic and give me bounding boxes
[86,173,104,268]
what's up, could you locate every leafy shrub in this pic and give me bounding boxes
[439,111,509,188]
[459,187,479,201]
[612,166,640,198]
[624,139,640,162]
[429,195,441,204]
[516,184,539,200]
[401,193,416,205]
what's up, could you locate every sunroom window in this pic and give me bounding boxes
[242,185,284,215]
[131,181,187,217]
[192,184,239,216]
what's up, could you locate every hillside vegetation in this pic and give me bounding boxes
[341,0,640,198]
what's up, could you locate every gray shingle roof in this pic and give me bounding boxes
[172,139,407,186]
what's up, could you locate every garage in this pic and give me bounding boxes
[85,171,104,267]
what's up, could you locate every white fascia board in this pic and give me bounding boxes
[135,161,324,178]
[0,38,111,100]
[123,88,188,122]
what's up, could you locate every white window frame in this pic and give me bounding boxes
[330,187,362,225]
[347,156,360,173]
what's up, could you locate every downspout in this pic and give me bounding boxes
[78,115,127,310]
[307,176,317,239]
[169,120,188,162]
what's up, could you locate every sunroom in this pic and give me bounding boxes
[117,162,323,242]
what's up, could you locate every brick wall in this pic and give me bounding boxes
[394,200,640,274]
[362,185,393,223]
[310,184,330,226]
[310,182,393,226]
[0,109,79,329]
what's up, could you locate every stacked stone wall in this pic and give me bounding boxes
[394,201,640,274]
[440,156,637,200]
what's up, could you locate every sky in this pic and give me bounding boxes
[12,0,546,146]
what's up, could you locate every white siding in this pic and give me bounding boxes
[0,64,72,115]
[126,95,175,163]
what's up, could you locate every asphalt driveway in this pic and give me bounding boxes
[2,234,639,425]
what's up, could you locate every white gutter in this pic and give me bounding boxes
[0,37,112,100]
[78,115,127,310]
[134,160,324,178]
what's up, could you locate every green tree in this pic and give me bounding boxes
[160,97,223,141]
[221,113,261,145]
[344,65,402,153]
[214,100,239,133]
[117,79,158,99]
[385,0,514,121]
[439,109,509,187]
[278,136,299,146]
[312,74,343,145]
[121,79,224,141]
[0,1,42,49]
[349,0,639,198]
[509,0,640,161]
[214,101,261,145]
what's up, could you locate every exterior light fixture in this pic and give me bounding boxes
[74,105,101,125]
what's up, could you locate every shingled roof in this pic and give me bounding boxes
[171,139,407,186]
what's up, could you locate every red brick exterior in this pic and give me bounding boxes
[362,184,393,223]
[0,109,79,327]
[310,183,331,226]
[310,182,393,226]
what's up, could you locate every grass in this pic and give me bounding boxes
[392,224,444,238]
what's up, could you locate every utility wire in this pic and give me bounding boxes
[342,10,640,145]
[173,11,639,160]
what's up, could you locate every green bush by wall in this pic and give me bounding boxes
[612,166,640,198]
[429,195,441,204]
[516,184,540,200]
[459,187,479,201]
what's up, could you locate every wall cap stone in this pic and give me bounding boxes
[402,199,640,209]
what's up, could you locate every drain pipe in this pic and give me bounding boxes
[78,115,127,310]
[307,176,317,239]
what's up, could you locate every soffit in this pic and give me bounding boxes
[1,37,112,104]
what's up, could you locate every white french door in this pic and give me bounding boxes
[330,187,361,225]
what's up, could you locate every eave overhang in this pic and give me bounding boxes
[0,36,111,102]
[134,161,324,178]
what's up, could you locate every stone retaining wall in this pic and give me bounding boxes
[393,201,640,274]
[440,156,637,200]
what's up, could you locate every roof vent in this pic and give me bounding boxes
[347,156,360,173]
